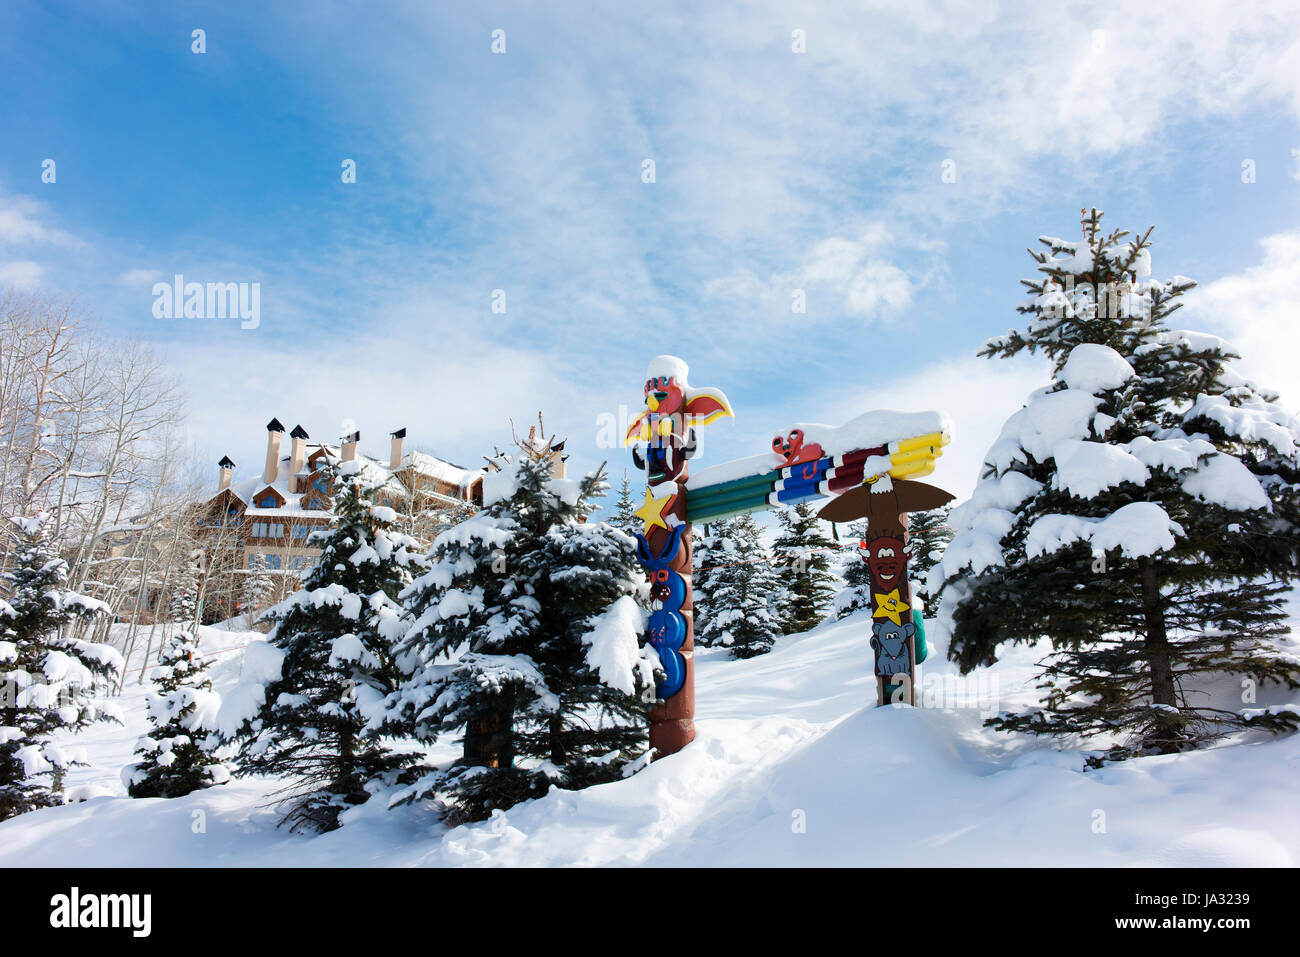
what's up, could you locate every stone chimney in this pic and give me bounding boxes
[218,456,235,492]
[289,425,309,491]
[263,418,284,485]
[548,439,569,479]
[390,428,406,471]
[341,430,359,463]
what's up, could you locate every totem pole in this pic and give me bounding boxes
[624,356,734,756]
[625,354,955,753]
[818,477,954,704]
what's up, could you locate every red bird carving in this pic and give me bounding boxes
[771,428,824,468]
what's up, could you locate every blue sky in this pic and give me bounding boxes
[2,0,1299,507]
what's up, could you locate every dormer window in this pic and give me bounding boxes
[259,494,279,508]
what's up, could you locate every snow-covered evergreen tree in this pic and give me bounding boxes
[772,503,837,634]
[933,210,1300,762]
[0,514,122,820]
[833,520,873,619]
[123,630,229,798]
[241,552,275,621]
[693,517,783,657]
[608,471,640,534]
[222,462,421,831]
[168,559,200,630]
[692,521,735,648]
[906,507,953,618]
[377,455,654,823]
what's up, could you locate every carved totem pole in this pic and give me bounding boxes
[624,356,734,756]
[625,353,954,752]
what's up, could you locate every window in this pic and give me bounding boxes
[288,555,309,570]
[251,522,284,538]
[265,554,282,570]
[306,498,326,510]
[259,494,278,508]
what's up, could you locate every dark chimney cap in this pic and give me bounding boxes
[290,424,309,439]
[343,430,360,443]
[218,455,236,469]
[390,427,407,439]
[551,439,567,453]
[266,417,285,433]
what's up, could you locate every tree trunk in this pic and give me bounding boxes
[1139,557,1176,707]
[465,694,515,768]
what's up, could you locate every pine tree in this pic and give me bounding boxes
[834,520,874,619]
[772,503,838,634]
[124,630,229,798]
[241,552,275,622]
[378,454,654,823]
[0,514,123,820]
[934,209,1300,763]
[692,521,731,648]
[693,517,783,657]
[608,471,639,533]
[224,463,421,831]
[168,559,200,630]
[906,507,953,617]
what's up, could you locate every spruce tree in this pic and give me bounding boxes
[168,559,200,630]
[608,471,639,534]
[906,507,953,617]
[241,552,275,622]
[1,514,123,820]
[834,520,874,619]
[724,515,784,658]
[934,209,1300,762]
[124,630,229,798]
[225,463,421,831]
[772,503,837,634]
[378,455,654,823]
[692,521,736,648]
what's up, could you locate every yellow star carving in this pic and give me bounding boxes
[634,488,675,534]
[873,589,910,626]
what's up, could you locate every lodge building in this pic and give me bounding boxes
[199,418,484,575]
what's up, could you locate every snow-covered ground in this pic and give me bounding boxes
[2,606,1298,867]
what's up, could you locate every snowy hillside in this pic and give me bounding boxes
[2,604,1297,868]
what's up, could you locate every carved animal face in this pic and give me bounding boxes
[864,536,909,585]
[644,375,685,416]
[771,428,824,468]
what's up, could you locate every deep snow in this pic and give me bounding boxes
[2,605,1298,867]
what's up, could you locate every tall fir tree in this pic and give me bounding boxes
[726,515,784,657]
[123,630,229,798]
[772,503,838,634]
[241,552,275,622]
[377,454,654,823]
[906,507,953,618]
[0,514,122,820]
[692,521,736,648]
[933,209,1300,762]
[609,471,639,534]
[168,559,200,630]
[224,462,421,831]
[834,520,873,619]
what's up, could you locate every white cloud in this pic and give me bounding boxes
[119,268,163,288]
[0,192,82,249]
[0,261,44,289]
[1184,229,1300,404]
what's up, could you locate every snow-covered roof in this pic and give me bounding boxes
[208,437,481,514]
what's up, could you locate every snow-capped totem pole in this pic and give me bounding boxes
[625,356,735,756]
[627,354,955,754]
[818,477,954,705]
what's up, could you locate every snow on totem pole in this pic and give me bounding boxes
[624,355,734,756]
[818,476,954,705]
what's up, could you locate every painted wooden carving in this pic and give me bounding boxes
[818,476,955,704]
[626,356,734,757]
[628,354,954,755]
